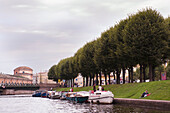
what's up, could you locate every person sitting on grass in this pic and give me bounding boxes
[141,90,149,98]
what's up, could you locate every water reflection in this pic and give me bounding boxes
[0,95,169,113]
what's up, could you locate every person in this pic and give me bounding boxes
[98,85,102,91]
[141,90,149,98]
[93,84,96,92]
[70,88,73,92]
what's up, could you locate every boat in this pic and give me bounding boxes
[41,91,49,98]
[50,91,60,99]
[47,91,55,98]
[60,91,68,100]
[66,92,89,103]
[88,90,114,104]
[74,95,89,103]
[66,92,77,101]
[32,90,44,97]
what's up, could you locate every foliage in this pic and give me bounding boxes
[48,65,58,80]
[49,8,169,85]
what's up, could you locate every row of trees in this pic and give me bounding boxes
[48,8,169,86]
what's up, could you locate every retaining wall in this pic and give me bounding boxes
[1,89,34,95]
[114,98,170,111]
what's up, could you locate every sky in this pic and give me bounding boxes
[0,0,169,74]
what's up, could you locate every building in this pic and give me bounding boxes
[14,66,33,81]
[35,71,56,84]
[0,73,32,85]
[74,74,83,87]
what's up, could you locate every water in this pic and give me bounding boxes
[0,95,169,113]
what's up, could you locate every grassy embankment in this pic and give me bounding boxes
[55,80,170,101]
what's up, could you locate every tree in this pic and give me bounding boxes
[94,38,103,85]
[124,8,168,82]
[114,19,129,84]
[48,65,58,82]
[79,41,97,86]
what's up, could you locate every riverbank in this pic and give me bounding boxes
[114,98,170,111]
[55,80,170,101]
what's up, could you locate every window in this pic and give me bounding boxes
[23,71,24,73]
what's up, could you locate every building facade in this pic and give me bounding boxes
[14,66,33,80]
[74,74,83,87]
[34,71,56,84]
[0,73,32,85]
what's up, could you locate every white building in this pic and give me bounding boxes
[74,74,83,87]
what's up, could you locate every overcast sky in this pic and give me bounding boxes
[0,0,169,74]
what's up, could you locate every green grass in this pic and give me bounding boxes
[54,80,170,101]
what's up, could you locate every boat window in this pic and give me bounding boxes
[96,93,101,95]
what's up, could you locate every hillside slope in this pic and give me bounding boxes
[55,80,170,100]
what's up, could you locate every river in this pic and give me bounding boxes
[0,95,169,113]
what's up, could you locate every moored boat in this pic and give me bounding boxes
[60,91,68,100]
[41,91,49,98]
[66,92,89,103]
[32,90,44,97]
[47,91,55,98]
[50,91,60,99]
[88,90,114,104]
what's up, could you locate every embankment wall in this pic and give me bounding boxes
[1,89,34,95]
[114,98,170,111]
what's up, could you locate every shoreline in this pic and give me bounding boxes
[114,98,170,111]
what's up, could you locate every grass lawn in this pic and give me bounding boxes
[54,80,170,101]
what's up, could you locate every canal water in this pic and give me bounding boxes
[0,95,169,113]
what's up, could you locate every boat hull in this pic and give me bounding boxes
[88,91,114,104]
[74,96,89,103]
[41,92,49,98]
[50,95,60,99]
[32,92,41,97]
[89,96,114,104]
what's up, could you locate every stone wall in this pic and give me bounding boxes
[114,98,170,111]
[1,89,34,95]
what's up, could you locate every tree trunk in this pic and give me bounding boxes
[152,65,155,81]
[96,73,99,85]
[143,65,146,82]
[108,72,111,84]
[86,76,88,86]
[128,69,131,83]
[99,72,102,86]
[83,77,85,87]
[116,69,120,84]
[104,72,107,85]
[130,66,133,83]
[113,71,115,80]
[93,73,95,85]
[122,68,125,84]
[149,64,153,82]
[140,64,143,83]
[89,74,92,86]
[72,79,74,87]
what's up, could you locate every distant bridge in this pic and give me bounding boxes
[0,83,60,95]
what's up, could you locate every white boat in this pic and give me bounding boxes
[76,91,90,97]
[88,90,114,104]
[47,91,55,98]
[50,91,60,99]
[60,91,68,100]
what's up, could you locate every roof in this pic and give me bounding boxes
[0,73,32,81]
[14,66,33,71]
